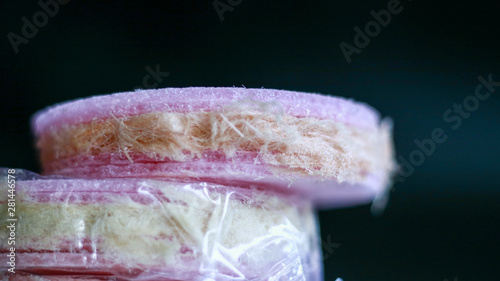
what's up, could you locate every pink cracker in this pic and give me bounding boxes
[0,174,320,280]
[30,87,393,208]
[42,153,387,208]
[32,87,381,135]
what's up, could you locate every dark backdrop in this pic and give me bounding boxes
[1,1,499,280]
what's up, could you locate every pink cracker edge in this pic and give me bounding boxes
[32,87,381,134]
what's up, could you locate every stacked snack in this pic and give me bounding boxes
[1,87,395,280]
[0,170,320,280]
[33,87,395,207]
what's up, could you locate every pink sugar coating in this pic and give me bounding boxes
[40,154,386,208]
[0,174,313,214]
[32,87,381,135]
[0,253,195,280]
[7,176,296,206]
[1,252,319,280]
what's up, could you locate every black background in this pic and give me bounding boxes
[1,1,499,280]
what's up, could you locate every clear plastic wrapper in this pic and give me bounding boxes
[1,169,321,280]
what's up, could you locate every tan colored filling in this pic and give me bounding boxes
[38,102,395,183]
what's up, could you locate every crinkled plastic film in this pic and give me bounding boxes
[1,169,322,280]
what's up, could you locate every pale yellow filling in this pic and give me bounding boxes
[38,102,395,183]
